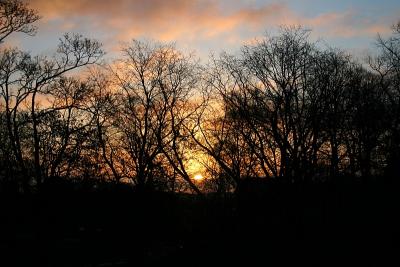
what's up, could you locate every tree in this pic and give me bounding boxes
[370,21,400,179]
[210,27,320,183]
[85,69,121,182]
[0,0,40,44]
[189,54,265,192]
[312,49,356,178]
[111,40,202,193]
[1,0,40,190]
[0,0,104,191]
[28,33,103,185]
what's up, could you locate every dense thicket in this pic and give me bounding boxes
[1,0,399,194]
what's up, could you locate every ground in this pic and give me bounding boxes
[1,179,399,266]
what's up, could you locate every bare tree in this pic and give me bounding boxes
[28,33,103,185]
[311,50,356,178]
[0,0,39,188]
[188,55,264,192]
[0,0,104,191]
[85,69,121,182]
[111,40,202,193]
[209,27,320,183]
[0,0,40,44]
[370,21,400,179]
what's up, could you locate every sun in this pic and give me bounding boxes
[193,174,204,181]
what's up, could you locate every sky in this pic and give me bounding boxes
[7,0,400,61]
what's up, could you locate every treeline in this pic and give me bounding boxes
[1,0,399,194]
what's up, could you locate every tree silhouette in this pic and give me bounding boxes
[110,40,202,193]
[370,21,400,180]
[0,0,399,193]
[0,0,40,44]
[1,1,104,192]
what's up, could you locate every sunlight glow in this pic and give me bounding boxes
[193,174,204,181]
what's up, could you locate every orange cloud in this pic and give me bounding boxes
[29,1,288,41]
[28,0,395,56]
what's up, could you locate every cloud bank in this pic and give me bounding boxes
[28,0,397,56]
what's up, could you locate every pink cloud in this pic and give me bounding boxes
[28,0,395,55]
[29,0,288,42]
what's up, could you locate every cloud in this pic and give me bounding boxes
[29,1,287,45]
[302,10,393,38]
[28,0,396,56]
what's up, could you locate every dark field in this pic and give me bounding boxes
[1,179,399,266]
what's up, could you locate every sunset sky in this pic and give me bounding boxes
[8,0,400,60]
